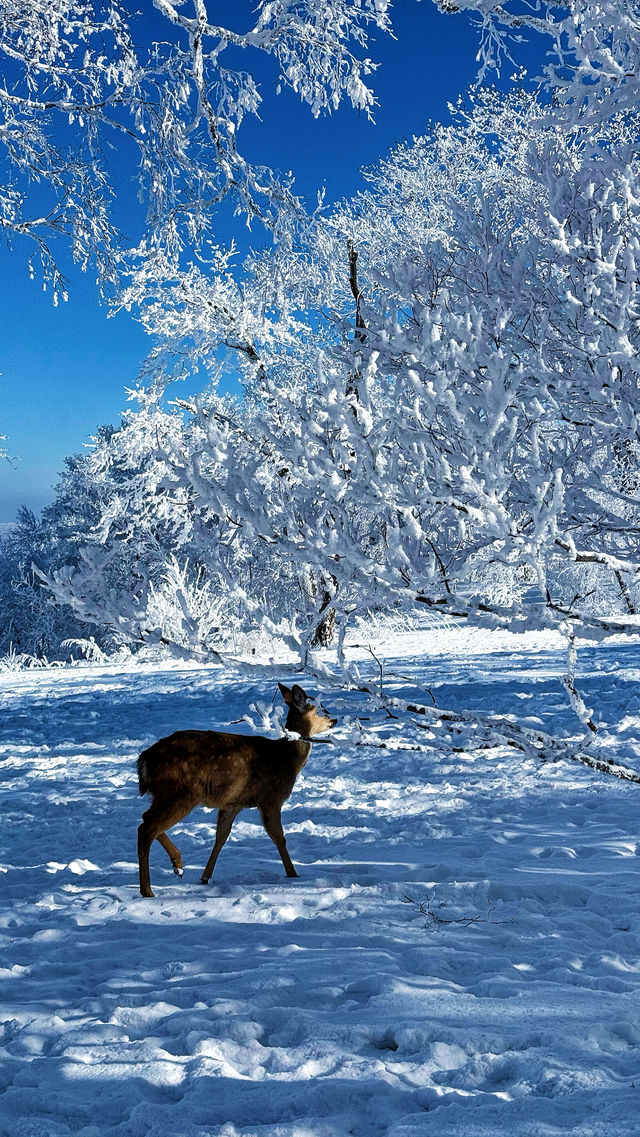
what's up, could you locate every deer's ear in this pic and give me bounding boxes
[278,682,292,705]
[291,684,308,710]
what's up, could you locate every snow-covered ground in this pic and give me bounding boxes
[1,625,640,1136]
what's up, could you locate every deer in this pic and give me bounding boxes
[136,682,336,897]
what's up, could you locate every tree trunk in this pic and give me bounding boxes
[311,592,336,647]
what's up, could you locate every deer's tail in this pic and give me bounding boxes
[137,738,184,797]
[137,751,152,796]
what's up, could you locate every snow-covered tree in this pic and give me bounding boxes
[32,2,640,734]
[51,86,640,676]
[0,435,116,658]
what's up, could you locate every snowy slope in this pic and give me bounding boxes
[1,627,640,1136]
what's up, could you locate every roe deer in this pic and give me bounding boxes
[136,682,336,897]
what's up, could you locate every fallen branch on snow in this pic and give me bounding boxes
[403,701,640,785]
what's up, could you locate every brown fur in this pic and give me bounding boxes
[136,683,336,897]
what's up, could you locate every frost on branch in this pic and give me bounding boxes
[0,0,395,295]
[435,0,640,125]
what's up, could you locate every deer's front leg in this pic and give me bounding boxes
[259,804,298,878]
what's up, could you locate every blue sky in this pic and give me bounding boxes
[0,2,537,521]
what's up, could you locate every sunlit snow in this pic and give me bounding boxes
[1,626,639,1136]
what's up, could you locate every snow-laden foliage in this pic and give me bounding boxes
[440,0,640,123]
[0,0,396,452]
[40,397,304,657]
[0,0,393,293]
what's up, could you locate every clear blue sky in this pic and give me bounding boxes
[0,2,539,521]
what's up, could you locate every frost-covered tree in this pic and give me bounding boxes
[45,80,640,683]
[42,387,306,656]
[35,3,640,727]
[0,435,116,658]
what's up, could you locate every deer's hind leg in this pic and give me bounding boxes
[156,832,183,878]
[201,806,242,884]
[138,795,193,898]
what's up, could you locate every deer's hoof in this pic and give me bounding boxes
[286,868,299,878]
[173,866,183,878]
[200,876,210,885]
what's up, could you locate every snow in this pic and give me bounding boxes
[1,626,640,1136]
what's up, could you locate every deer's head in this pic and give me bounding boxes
[278,683,337,739]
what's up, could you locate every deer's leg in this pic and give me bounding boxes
[259,803,298,878]
[138,796,193,898]
[201,806,242,885]
[156,832,183,878]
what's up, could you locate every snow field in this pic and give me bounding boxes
[1,629,640,1135]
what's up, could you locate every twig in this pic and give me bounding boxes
[352,642,384,694]
[403,890,515,932]
[355,740,426,752]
